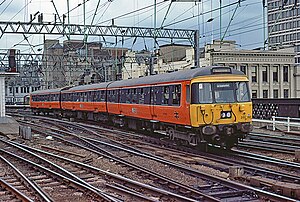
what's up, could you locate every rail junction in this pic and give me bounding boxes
[1,107,299,201]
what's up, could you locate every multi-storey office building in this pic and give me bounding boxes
[267,0,300,64]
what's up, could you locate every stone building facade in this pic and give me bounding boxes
[123,40,298,98]
[201,40,298,98]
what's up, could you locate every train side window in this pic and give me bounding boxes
[94,91,99,102]
[138,88,144,104]
[108,90,111,102]
[144,87,151,104]
[125,89,130,103]
[132,88,138,104]
[85,92,88,102]
[78,93,83,102]
[100,90,103,102]
[98,91,102,102]
[172,85,181,106]
[186,85,190,103]
[162,86,170,105]
[128,89,133,103]
[112,90,115,103]
[120,89,125,103]
[114,90,119,103]
[88,91,93,102]
[153,86,163,105]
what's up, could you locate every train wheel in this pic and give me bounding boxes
[167,128,175,140]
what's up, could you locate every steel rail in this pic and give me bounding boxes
[237,140,296,155]
[11,141,201,202]
[0,177,34,202]
[0,155,53,202]
[14,114,300,201]
[17,119,221,201]
[28,121,260,201]
[0,139,120,202]
[231,149,300,170]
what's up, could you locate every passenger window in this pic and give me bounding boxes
[153,86,163,105]
[186,85,190,103]
[101,90,105,102]
[84,92,88,102]
[126,89,131,103]
[163,86,170,105]
[132,88,137,104]
[172,85,181,106]
[144,87,151,104]
[138,88,144,104]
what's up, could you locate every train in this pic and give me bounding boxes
[30,66,253,149]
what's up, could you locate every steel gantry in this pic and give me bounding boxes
[0,21,199,67]
[0,21,195,42]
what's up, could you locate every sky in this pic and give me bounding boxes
[0,0,265,54]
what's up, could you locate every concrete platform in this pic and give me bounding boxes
[0,116,20,135]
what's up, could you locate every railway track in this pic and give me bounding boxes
[0,154,51,202]
[0,173,34,202]
[237,132,300,154]
[0,138,123,202]
[8,113,299,201]
[17,115,300,200]
[19,120,237,201]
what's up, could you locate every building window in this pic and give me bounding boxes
[252,90,257,98]
[15,87,19,94]
[252,66,257,83]
[273,66,278,82]
[240,65,247,75]
[262,66,268,82]
[263,90,268,98]
[9,87,13,94]
[284,89,289,98]
[283,66,289,82]
[273,89,278,98]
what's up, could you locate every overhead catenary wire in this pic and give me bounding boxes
[0,0,6,6]
[163,0,241,28]
[0,0,14,17]
[96,0,167,25]
[8,0,32,21]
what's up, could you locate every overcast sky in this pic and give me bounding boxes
[0,0,264,53]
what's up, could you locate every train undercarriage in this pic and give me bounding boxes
[33,108,251,149]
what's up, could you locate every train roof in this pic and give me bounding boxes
[32,66,246,94]
[63,82,111,92]
[30,87,64,95]
[108,66,245,88]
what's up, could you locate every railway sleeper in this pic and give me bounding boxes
[249,176,300,199]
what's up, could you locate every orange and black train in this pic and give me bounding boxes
[30,66,253,149]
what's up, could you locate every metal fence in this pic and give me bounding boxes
[253,116,300,132]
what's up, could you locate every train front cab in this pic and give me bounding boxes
[189,74,253,148]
